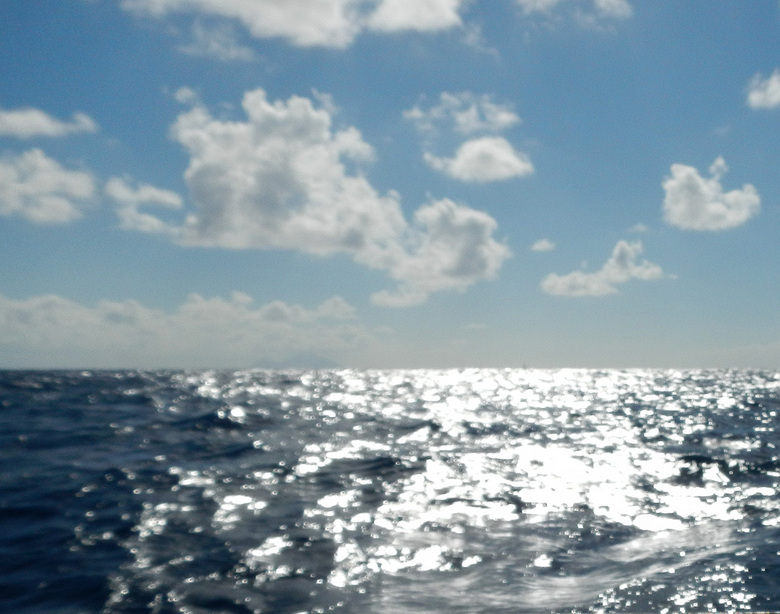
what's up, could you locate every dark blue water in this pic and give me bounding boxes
[2,369,780,613]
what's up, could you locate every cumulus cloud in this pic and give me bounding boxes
[424,136,534,182]
[0,291,369,368]
[531,238,555,252]
[115,88,510,306]
[541,240,664,297]
[121,0,468,48]
[0,107,98,139]
[662,157,760,231]
[747,69,780,110]
[405,91,521,136]
[372,198,511,307]
[0,149,96,223]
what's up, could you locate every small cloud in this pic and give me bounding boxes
[593,0,632,18]
[628,223,648,233]
[178,21,257,62]
[0,149,96,223]
[530,238,556,252]
[461,23,500,57]
[173,86,200,105]
[406,92,532,183]
[712,124,730,137]
[405,91,521,137]
[0,107,98,139]
[424,136,534,182]
[105,176,183,236]
[747,69,780,110]
[541,240,665,297]
[514,0,632,23]
[662,156,760,231]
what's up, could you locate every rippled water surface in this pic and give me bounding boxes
[3,369,780,613]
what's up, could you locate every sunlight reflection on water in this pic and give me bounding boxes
[97,368,780,612]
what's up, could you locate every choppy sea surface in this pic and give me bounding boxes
[3,369,780,613]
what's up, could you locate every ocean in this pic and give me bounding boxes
[2,368,780,613]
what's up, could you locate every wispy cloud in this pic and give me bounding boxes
[105,176,183,236]
[746,69,780,110]
[662,157,760,231]
[514,0,632,22]
[0,149,96,224]
[178,21,257,62]
[107,88,510,307]
[0,107,98,139]
[405,91,521,137]
[0,291,369,368]
[531,238,556,252]
[541,240,664,296]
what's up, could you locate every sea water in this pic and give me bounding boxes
[2,368,780,613]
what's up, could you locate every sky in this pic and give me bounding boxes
[0,0,779,369]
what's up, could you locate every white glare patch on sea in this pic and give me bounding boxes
[99,368,780,613]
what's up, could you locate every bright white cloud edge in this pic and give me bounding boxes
[121,0,469,49]
[541,240,664,297]
[662,157,760,231]
[108,88,511,308]
[0,291,370,369]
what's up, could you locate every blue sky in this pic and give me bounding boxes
[1,0,779,369]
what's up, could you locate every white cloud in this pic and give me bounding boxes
[405,91,521,136]
[178,21,257,61]
[121,0,363,48]
[662,157,760,231]
[118,88,510,306]
[747,69,780,110]
[541,240,664,297]
[105,176,183,235]
[173,86,200,105]
[0,107,98,139]
[531,238,555,252]
[425,136,534,182]
[367,0,465,32]
[121,0,468,49]
[372,198,511,306]
[0,291,370,368]
[515,0,632,19]
[405,92,532,182]
[0,149,96,224]
[593,0,632,18]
